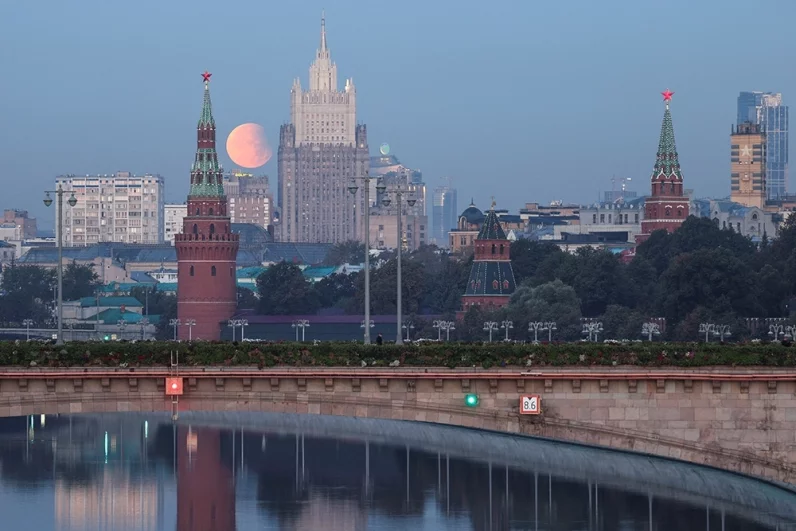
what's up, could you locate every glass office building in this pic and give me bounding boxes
[737,92,789,199]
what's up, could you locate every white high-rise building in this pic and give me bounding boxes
[56,172,165,246]
[278,13,369,243]
[164,203,187,244]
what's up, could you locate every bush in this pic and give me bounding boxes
[0,341,794,368]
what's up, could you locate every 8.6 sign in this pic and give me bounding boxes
[519,394,541,415]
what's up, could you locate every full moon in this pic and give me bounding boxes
[226,123,272,169]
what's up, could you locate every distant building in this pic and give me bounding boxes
[370,147,427,218]
[164,204,187,244]
[448,201,524,254]
[637,91,689,243]
[55,171,165,246]
[737,91,789,199]
[278,14,369,243]
[223,172,274,231]
[702,199,778,242]
[459,203,517,316]
[578,199,645,243]
[730,122,767,208]
[431,184,457,247]
[1,209,37,240]
[368,167,428,251]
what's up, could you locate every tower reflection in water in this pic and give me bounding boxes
[0,414,793,531]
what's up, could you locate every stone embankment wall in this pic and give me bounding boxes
[0,368,794,483]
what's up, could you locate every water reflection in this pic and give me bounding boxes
[0,413,793,530]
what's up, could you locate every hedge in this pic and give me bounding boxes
[0,341,794,368]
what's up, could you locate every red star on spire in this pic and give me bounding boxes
[662,89,674,102]
[202,71,212,83]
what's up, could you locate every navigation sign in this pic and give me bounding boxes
[519,394,541,415]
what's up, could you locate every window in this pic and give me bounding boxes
[209,207,214,215]
[192,224,198,235]
[600,214,605,223]
[190,265,194,276]
[211,266,216,276]
[195,208,200,215]
[592,214,597,223]
[210,224,215,235]
[634,214,639,223]
[665,208,671,217]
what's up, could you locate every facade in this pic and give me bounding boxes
[578,199,644,243]
[1,209,37,240]
[459,204,517,315]
[737,92,789,199]
[55,172,165,246]
[370,149,427,218]
[730,122,767,208]
[164,203,187,244]
[174,73,240,341]
[707,200,778,242]
[224,172,273,230]
[368,213,428,251]
[278,15,369,243]
[431,184,458,247]
[637,91,689,243]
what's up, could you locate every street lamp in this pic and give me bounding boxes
[379,179,417,345]
[139,318,149,341]
[185,319,196,342]
[117,319,127,341]
[641,322,661,341]
[582,322,603,342]
[769,323,785,341]
[483,321,499,342]
[786,325,796,341]
[699,322,731,342]
[348,176,374,345]
[542,321,557,342]
[43,185,77,345]
[501,320,513,342]
[228,319,238,342]
[528,321,545,344]
[402,322,415,342]
[714,324,731,342]
[292,319,310,342]
[169,318,181,341]
[22,319,33,341]
[433,320,455,342]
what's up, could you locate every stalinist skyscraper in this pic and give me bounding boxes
[278,14,370,243]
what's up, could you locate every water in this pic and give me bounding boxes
[0,412,795,530]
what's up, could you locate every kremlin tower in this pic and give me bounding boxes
[175,72,240,340]
[459,202,517,316]
[636,90,690,243]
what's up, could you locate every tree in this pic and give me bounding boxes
[236,286,258,310]
[315,273,357,310]
[130,286,176,340]
[0,265,54,324]
[323,241,365,266]
[256,262,319,315]
[352,258,426,315]
[506,280,582,341]
[600,305,645,341]
[510,240,562,284]
[61,262,100,301]
[571,248,623,317]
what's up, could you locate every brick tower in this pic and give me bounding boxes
[636,90,690,243]
[459,201,517,316]
[175,72,239,340]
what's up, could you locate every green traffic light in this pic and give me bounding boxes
[464,394,479,407]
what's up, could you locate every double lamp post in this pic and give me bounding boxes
[43,185,77,345]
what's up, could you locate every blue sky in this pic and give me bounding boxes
[2,0,795,229]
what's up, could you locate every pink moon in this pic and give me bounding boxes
[226,123,272,169]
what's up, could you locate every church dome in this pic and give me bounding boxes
[460,203,484,225]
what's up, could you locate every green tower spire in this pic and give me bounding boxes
[651,89,682,181]
[189,71,224,197]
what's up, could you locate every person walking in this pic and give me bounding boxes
[375,333,383,345]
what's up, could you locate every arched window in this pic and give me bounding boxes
[211,266,216,276]
[665,208,671,217]
[210,224,215,235]
[192,224,198,235]
[195,208,200,215]
[677,208,683,218]
[190,265,194,276]
[499,244,504,255]
[660,183,665,194]
[209,207,214,215]
[491,244,496,254]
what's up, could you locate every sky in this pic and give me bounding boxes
[2,0,796,230]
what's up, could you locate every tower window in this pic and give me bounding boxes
[190,265,194,276]
[192,224,198,235]
[209,207,214,215]
[196,208,200,215]
[211,266,216,276]
[210,224,215,235]
[665,208,672,217]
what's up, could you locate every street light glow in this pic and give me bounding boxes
[464,394,479,407]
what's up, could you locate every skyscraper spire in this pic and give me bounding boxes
[190,71,223,196]
[651,89,682,181]
[320,10,327,52]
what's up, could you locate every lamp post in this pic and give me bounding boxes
[347,177,374,344]
[786,325,796,341]
[769,323,785,341]
[117,319,127,341]
[483,321,499,342]
[169,318,181,341]
[715,324,731,342]
[501,320,513,342]
[22,319,33,341]
[43,185,77,345]
[140,318,149,341]
[641,322,661,341]
[528,322,545,344]
[292,319,310,342]
[543,321,557,342]
[433,320,455,342]
[699,323,715,342]
[228,319,238,342]
[582,322,603,342]
[378,179,417,345]
[402,322,415,342]
[185,319,196,342]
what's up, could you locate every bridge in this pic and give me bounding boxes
[1,366,795,485]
